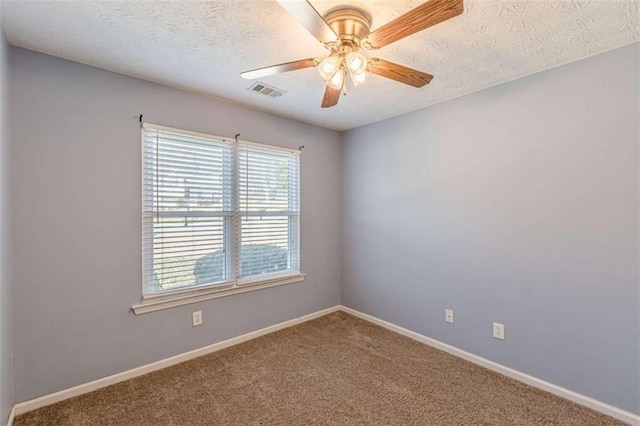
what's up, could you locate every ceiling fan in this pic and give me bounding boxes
[241,0,464,108]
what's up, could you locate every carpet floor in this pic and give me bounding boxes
[15,312,626,425]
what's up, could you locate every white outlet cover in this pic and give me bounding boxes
[493,322,505,340]
[445,309,454,323]
[192,311,203,327]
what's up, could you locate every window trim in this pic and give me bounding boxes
[133,123,304,315]
[132,272,306,315]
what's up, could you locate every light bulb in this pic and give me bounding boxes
[327,68,345,90]
[350,70,368,87]
[346,52,367,75]
[318,56,340,81]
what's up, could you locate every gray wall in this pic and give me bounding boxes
[0,21,14,424]
[10,47,342,402]
[7,39,639,415]
[342,43,639,415]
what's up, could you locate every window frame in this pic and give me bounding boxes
[133,123,304,315]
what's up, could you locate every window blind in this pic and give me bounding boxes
[237,144,300,281]
[142,125,300,297]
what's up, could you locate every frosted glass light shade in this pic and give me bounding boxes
[350,70,368,86]
[318,56,341,80]
[327,68,345,89]
[346,52,367,75]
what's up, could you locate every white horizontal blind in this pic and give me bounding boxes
[143,128,233,295]
[237,144,300,280]
[142,125,301,296]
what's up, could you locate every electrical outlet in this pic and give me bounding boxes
[445,309,454,323]
[493,322,505,340]
[192,311,203,327]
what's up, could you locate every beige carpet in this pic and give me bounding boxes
[15,312,626,425]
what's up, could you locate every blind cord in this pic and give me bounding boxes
[155,131,162,289]
[245,150,249,223]
[156,131,159,225]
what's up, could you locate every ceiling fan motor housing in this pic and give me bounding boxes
[324,8,372,49]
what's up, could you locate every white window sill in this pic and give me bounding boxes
[131,272,306,315]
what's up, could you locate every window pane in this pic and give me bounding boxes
[237,144,300,280]
[143,134,232,215]
[143,128,232,295]
[240,215,291,277]
[147,216,226,293]
[238,148,299,213]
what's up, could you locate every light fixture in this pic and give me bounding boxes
[350,70,368,86]
[318,55,341,80]
[346,52,367,75]
[317,50,369,90]
[327,67,345,89]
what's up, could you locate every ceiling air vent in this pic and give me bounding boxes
[247,82,286,98]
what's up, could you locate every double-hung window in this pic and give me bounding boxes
[136,124,302,313]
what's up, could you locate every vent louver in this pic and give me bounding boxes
[247,82,286,98]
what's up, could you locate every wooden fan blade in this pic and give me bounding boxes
[241,58,317,80]
[275,0,339,45]
[363,0,463,50]
[321,85,341,108]
[368,58,433,88]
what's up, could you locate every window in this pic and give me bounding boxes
[135,124,302,313]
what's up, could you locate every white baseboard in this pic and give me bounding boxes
[339,305,640,426]
[12,305,340,416]
[6,406,15,426]
[9,304,639,425]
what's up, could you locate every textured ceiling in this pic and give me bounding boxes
[2,0,639,131]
